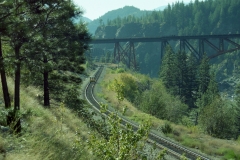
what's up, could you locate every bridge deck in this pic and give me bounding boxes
[90,34,240,44]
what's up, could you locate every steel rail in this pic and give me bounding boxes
[84,66,210,160]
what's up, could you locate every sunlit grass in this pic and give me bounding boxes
[0,77,96,160]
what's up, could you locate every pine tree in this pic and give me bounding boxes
[3,0,35,133]
[196,70,219,124]
[175,51,188,100]
[185,53,198,108]
[23,1,90,106]
[197,53,210,95]
[159,45,178,95]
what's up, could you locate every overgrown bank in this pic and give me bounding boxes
[99,65,240,160]
[0,77,97,160]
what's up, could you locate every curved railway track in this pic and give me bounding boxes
[84,66,210,160]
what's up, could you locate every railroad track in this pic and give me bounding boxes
[84,66,210,160]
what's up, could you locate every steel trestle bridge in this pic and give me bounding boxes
[90,34,240,69]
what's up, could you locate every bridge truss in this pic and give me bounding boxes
[114,42,136,69]
[179,37,240,59]
[90,34,240,69]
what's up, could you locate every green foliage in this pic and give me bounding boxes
[119,74,138,102]
[159,47,199,108]
[197,53,211,95]
[88,84,167,160]
[110,79,125,103]
[109,67,125,74]
[181,136,201,149]
[199,97,237,138]
[195,69,239,138]
[196,71,219,109]
[180,154,188,160]
[88,79,167,159]
[161,123,173,134]
[217,148,240,160]
[181,116,195,127]
[88,110,151,160]
[0,107,7,126]
[138,80,188,123]
[116,68,125,73]
[64,86,84,110]
[159,45,178,95]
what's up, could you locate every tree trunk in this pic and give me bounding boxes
[43,56,50,106]
[13,45,21,133]
[0,36,12,125]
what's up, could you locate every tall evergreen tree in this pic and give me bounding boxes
[22,0,90,106]
[3,0,33,133]
[175,51,188,100]
[159,45,178,95]
[196,70,218,114]
[185,53,198,108]
[196,53,210,95]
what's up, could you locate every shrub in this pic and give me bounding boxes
[116,68,125,73]
[161,123,173,134]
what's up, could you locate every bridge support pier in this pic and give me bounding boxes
[114,41,137,69]
[199,39,204,59]
[161,40,169,60]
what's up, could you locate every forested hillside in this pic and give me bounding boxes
[89,0,240,149]
[93,0,240,95]
[97,0,240,36]
[87,6,151,34]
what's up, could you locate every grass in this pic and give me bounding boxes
[98,65,240,160]
[0,78,96,160]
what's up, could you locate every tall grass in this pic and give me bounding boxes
[0,78,96,160]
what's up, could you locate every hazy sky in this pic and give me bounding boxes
[73,0,193,20]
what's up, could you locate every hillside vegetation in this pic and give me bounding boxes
[97,65,240,160]
[93,0,240,92]
[0,1,94,159]
[0,77,96,160]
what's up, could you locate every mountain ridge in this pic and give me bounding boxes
[85,6,151,34]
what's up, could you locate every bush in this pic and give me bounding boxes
[217,148,240,160]
[138,81,188,123]
[119,74,138,102]
[161,123,173,134]
[199,97,238,138]
[64,87,84,110]
[181,116,194,127]
[116,68,125,73]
